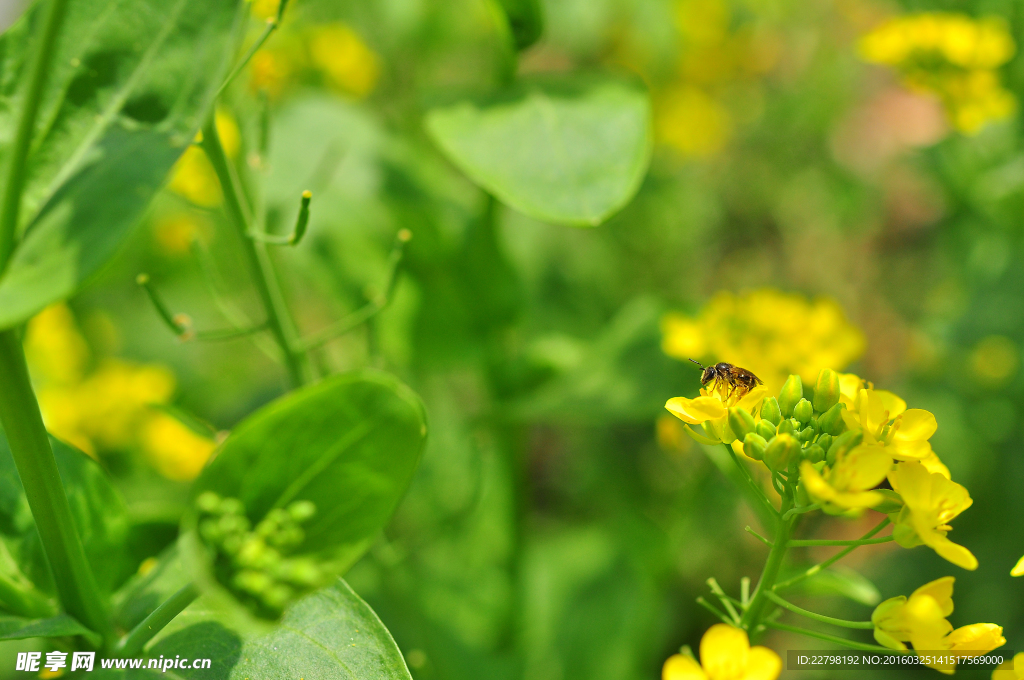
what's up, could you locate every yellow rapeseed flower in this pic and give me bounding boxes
[662,624,781,680]
[889,461,977,570]
[873,576,1004,673]
[140,412,217,482]
[969,335,1019,387]
[308,24,380,98]
[1012,554,1024,577]
[665,382,767,445]
[166,109,240,207]
[662,290,865,394]
[799,443,890,511]
[859,13,1017,134]
[655,86,732,158]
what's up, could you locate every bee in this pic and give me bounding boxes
[690,359,763,400]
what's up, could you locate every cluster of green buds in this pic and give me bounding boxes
[728,369,852,478]
[196,492,323,618]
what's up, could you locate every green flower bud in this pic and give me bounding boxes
[818,402,846,436]
[728,407,757,439]
[764,434,800,471]
[825,429,863,466]
[199,518,222,543]
[871,489,904,515]
[256,509,290,538]
[196,491,221,514]
[761,397,782,425]
[743,433,768,461]
[813,368,841,413]
[275,558,322,587]
[804,443,825,463]
[777,418,798,436]
[262,583,295,610]
[269,527,305,551]
[798,426,815,442]
[816,433,833,453]
[793,399,813,425]
[218,513,250,536]
[222,534,244,555]
[233,569,273,595]
[218,497,245,516]
[287,500,317,524]
[755,419,776,440]
[778,374,804,418]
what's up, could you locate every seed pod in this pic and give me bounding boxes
[813,368,841,413]
[818,402,847,436]
[764,433,800,471]
[761,397,782,425]
[743,433,768,461]
[755,419,776,441]
[728,407,757,439]
[778,375,804,418]
[793,399,813,425]
[826,429,863,467]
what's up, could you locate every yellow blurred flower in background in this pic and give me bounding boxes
[859,13,1017,134]
[308,24,380,98]
[655,86,732,158]
[969,335,1019,387]
[166,109,241,208]
[661,289,865,394]
[153,213,210,257]
[24,304,216,481]
[993,653,1024,680]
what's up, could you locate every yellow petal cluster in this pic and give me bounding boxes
[662,289,864,394]
[665,384,767,445]
[889,462,977,570]
[993,653,1024,680]
[24,304,216,481]
[873,577,1004,674]
[799,443,889,511]
[859,13,1016,134]
[662,624,781,680]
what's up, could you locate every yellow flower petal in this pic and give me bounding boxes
[700,624,749,679]
[740,646,781,680]
[945,623,1005,654]
[992,652,1024,680]
[666,396,727,424]
[874,390,907,419]
[889,439,933,461]
[833,444,892,491]
[919,527,978,571]
[894,409,937,441]
[663,654,708,680]
[1012,554,1024,577]
[800,461,837,502]
[911,576,954,617]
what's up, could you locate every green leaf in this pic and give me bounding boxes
[229,579,413,680]
[0,431,131,598]
[0,0,245,328]
[0,612,94,641]
[798,566,882,607]
[425,75,652,227]
[183,370,426,615]
[491,0,544,51]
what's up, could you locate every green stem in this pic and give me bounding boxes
[116,584,198,657]
[0,0,69,271]
[696,596,735,625]
[787,536,892,547]
[201,116,310,388]
[0,331,110,640]
[706,578,741,623]
[774,518,890,592]
[764,621,898,652]
[740,497,794,633]
[764,591,874,629]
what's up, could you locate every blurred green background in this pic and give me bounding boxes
[5,0,1024,677]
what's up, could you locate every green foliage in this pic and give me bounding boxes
[0,0,245,328]
[183,371,426,619]
[426,76,652,227]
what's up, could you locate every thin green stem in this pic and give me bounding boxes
[774,518,891,591]
[0,0,69,272]
[764,591,874,629]
[216,18,277,97]
[787,536,892,547]
[296,229,411,352]
[783,503,822,520]
[740,577,750,608]
[745,525,773,547]
[706,578,741,622]
[696,596,735,625]
[116,584,198,657]
[0,331,110,640]
[201,116,311,387]
[740,497,794,633]
[764,621,898,652]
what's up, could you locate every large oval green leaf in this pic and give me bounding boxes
[0,0,245,329]
[425,75,652,227]
[182,370,426,619]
